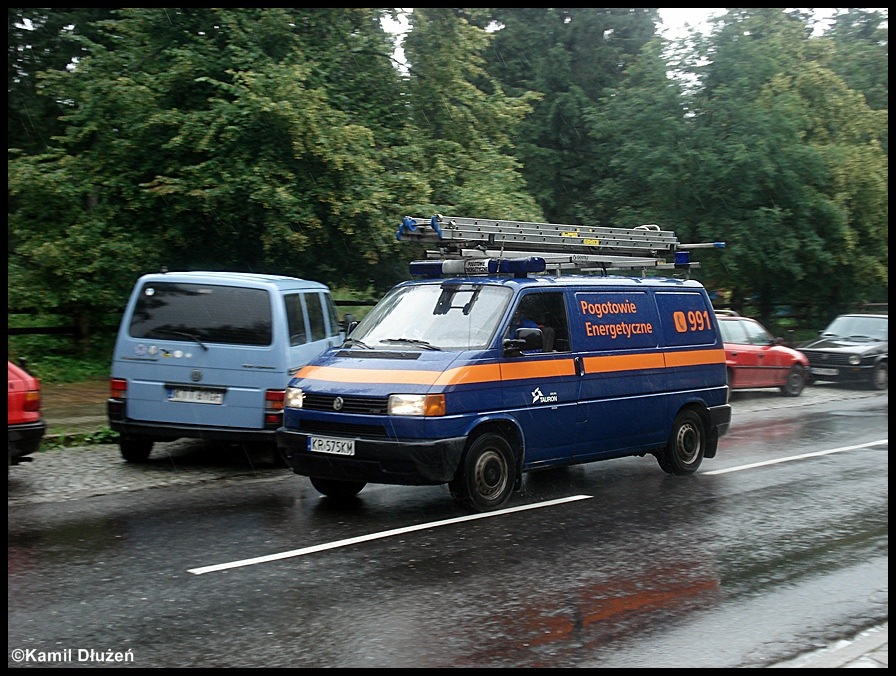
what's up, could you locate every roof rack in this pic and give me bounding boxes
[396,215,725,277]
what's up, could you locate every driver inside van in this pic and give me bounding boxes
[508,300,554,352]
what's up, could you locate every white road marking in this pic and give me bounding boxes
[188,494,593,575]
[703,439,888,475]
[190,439,888,575]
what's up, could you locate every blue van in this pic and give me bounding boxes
[108,271,344,462]
[277,226,731,512]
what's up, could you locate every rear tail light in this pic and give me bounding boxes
[23,389,41,412]
[110,378,128,399]
[264,389,285,427]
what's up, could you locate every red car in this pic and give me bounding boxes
[8,359,46,469]
[715,312,809,397]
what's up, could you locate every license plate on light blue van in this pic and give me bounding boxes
[167,387,224,405]
[308,436,355,456]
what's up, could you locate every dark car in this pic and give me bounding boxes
[8,359,47,469]
[799,313,888,390]
[715,311,809,397]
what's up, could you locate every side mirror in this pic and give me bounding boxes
[503,327,544,355]
[342,313,357,334]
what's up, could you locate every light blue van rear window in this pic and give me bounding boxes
[129,282,273,346]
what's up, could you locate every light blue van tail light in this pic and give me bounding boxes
[110,378,127,399]
[264,389,285,427]
[108,378,128,420]
[388,394,446,417]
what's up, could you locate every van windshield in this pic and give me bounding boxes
[349,283,512,351]
[129,282,273,346]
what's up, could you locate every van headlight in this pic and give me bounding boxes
[388,394,446,416]
[848,355,861,365]
[284,386,305,409]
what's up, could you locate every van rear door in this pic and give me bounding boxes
[117,280,285,431]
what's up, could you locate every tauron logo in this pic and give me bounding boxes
[531,387,559,404]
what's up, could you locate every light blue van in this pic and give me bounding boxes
[108,271,345,462]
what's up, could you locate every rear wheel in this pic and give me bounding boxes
[780,364,807,397]
[120,435,153,463]
[309,477,366,499]
[869,362,888,390]
[449,432,515,513]
[655,409,705,475]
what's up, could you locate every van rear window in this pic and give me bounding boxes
[129,282,273,346]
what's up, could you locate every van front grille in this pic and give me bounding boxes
[303,393,389,414]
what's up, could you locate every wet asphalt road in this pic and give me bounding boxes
[8,384,888,668]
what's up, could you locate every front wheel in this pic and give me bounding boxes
[780,364,807,397]
[869,362,888,391]
[120,435,153,463]
[655,409,705,475]
[449,432,515,513]
[309,477,366,499]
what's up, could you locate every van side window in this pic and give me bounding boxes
[324,294,340,337]
[508,292,570,352]
[284,293,308,346]
[305,292,327,342]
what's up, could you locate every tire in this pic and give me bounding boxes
[869,362,888,391]
[309,477,366,499]
[120,435,153,463]
[655,409,705,475]
[449,432,515,513]
[780,364,806,397]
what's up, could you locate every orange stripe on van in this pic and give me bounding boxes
[664,348,726,368]
[296,360,574,387]
[434,363,504,386]
[581,352,665,374]
[295,365,443,386]
[499,359,577,382]
[295,347,724,388]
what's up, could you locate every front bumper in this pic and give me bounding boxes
[709,403,732,438]
[807,364,874,382]
[277,428,467,486]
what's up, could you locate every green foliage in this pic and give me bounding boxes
[403,8,544,220]
[6,7,889,350]
[42,427,118,449]
[8,332,115,383]
[481,8,660,223]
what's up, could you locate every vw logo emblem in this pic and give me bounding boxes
[333,396,344,411]
[191,369,203,382]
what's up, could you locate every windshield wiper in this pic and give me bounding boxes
[342,337,373,349]
[147,328,208,351]
[380,338,441,351]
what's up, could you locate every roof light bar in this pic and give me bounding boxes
[408,257,546,278]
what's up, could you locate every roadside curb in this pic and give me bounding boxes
[770,622,888,668]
